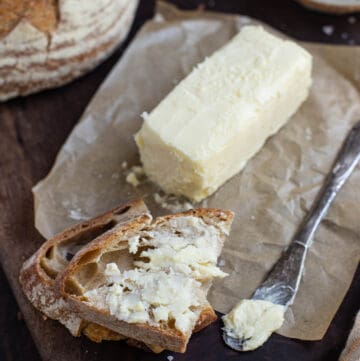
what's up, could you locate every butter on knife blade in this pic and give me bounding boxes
[135,25,313,202]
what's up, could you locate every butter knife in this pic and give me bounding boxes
[222,120,360,351]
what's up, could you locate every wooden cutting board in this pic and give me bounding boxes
[1,1,360,360]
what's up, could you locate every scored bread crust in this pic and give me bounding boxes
[19,199,150,337]
[0,0,139,101]
[57,208,234,353]
[19,200,218,353]
[296,0,360,14]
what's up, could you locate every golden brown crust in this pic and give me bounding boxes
[19,199,149,336]
[82,323,126,343]
[0,0,58,37]
[296,0,360,14]
[193,306,217,333]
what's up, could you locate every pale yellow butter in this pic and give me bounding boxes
[135,26,312,201]
[84,215,229,335]
[222,299,285,351]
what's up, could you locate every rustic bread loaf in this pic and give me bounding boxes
[296,0,360,13]
[0,0,139,101]
[57,208,234,353]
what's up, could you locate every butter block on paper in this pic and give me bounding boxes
[135,26,313,202]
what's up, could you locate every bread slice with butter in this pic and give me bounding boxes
[20,199,185,352]
[58,208,234,353]
[19,200,149,342]
[135,25,312,202]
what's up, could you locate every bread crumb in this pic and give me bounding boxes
[322,25,334,36]
[121,161,128,170]
[69,208,87,221]
[126,172,140,187]
[153,193,194,212]
[218,259,226,267]
[125,165,146,187]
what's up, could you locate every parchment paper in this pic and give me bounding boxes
[32,2,360,341]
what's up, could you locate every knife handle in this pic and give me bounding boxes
[253,121,360,306]
[294,120,360,246]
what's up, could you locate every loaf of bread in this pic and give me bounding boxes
[58,208,234,353]
[0,0,138,101]
[296,0,360,13]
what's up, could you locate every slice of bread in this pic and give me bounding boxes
[20,200,224,353]
[19,200,149,339]
[296,0,360,14]
[58,208,234,353]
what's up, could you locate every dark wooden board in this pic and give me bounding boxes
[1,1,360,360]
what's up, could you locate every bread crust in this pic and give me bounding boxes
[0,0,139,101]
[19,201,223,353]
[58,208,234,353]
[19,199,150,336]
[296,0,360,14]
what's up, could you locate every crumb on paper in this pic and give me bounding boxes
[167,356,174,361]
[121,161,128,170]
[153,192,194,212]
[125,165,146,187]
[348,16,357,24]
[250,215,255,220]
[126,172,140,187]
[111,172,120,180]
[218,258,226,267]
[131,166,145,176]
[69,208,87,221]
[305,127,312,141]
[322,25,334,36]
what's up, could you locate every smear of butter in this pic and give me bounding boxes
[222,299,285,351]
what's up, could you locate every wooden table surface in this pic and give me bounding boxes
[1,1,360,361]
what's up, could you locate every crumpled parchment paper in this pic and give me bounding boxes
[33,1,360,341]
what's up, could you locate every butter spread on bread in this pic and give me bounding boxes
[83,215,230,334]
[20,201,223,353]
[135,26,312,201]
[59,209,234,353]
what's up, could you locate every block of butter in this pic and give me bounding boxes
[135,26,312,202]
